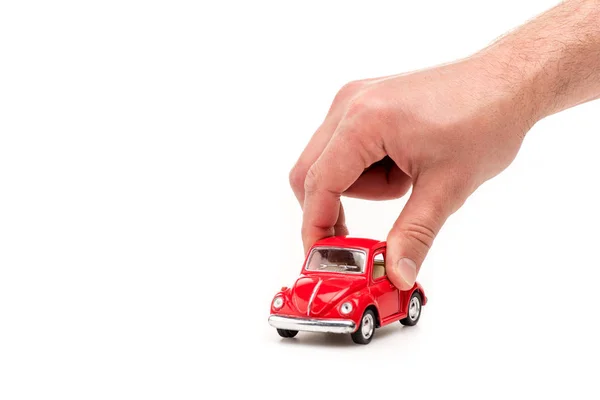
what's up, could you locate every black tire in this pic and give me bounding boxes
[351,309,376,344]
[400,291,422,326]
[277,329,298,338]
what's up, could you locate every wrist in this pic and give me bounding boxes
[474,0,600,122]
[466,50,543,135]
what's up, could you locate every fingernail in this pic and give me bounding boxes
[395,258,417,289]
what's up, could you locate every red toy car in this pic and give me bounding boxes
[269,236,427,344]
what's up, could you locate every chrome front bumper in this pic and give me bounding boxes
[268,315,356,334]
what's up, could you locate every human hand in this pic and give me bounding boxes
[289,54,538,290]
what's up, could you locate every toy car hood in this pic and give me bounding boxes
[289,274,366,317]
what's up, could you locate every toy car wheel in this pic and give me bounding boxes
[400,291,422,326]
[276,329,298,338]
[351,309,376,344]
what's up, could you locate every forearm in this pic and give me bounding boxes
[479,0,600,121]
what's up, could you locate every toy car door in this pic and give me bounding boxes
[369,249,400,318]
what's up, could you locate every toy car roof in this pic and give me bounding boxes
[312,236,385,251]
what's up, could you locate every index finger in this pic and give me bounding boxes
[301,123,383,252]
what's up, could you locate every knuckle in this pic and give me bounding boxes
[345,96,371,120]
[334,80,365,104]
[401,220,437,252]
[345,92,391,123]
[289,163,308,192]
[336,117,386,168]
[303,165,321,195]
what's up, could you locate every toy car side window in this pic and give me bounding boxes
[372,252,386,280]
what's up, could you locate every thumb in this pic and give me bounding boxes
[386,178,460,290]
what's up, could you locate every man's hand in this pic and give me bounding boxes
[289,0,600,290]
[289,57,531,289]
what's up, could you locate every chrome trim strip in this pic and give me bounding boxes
[268,315,356,334]
[306,279,322,316]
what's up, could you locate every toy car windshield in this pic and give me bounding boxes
[304,247,366,273]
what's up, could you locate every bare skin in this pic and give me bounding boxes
[289,0,600,290]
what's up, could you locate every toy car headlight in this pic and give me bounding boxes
[273,296,284,310]
[340,301,353,315]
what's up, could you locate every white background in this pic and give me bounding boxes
[1,0,599,399]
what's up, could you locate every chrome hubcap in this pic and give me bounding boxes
[361,314,374,338]
[409,297,421,321]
